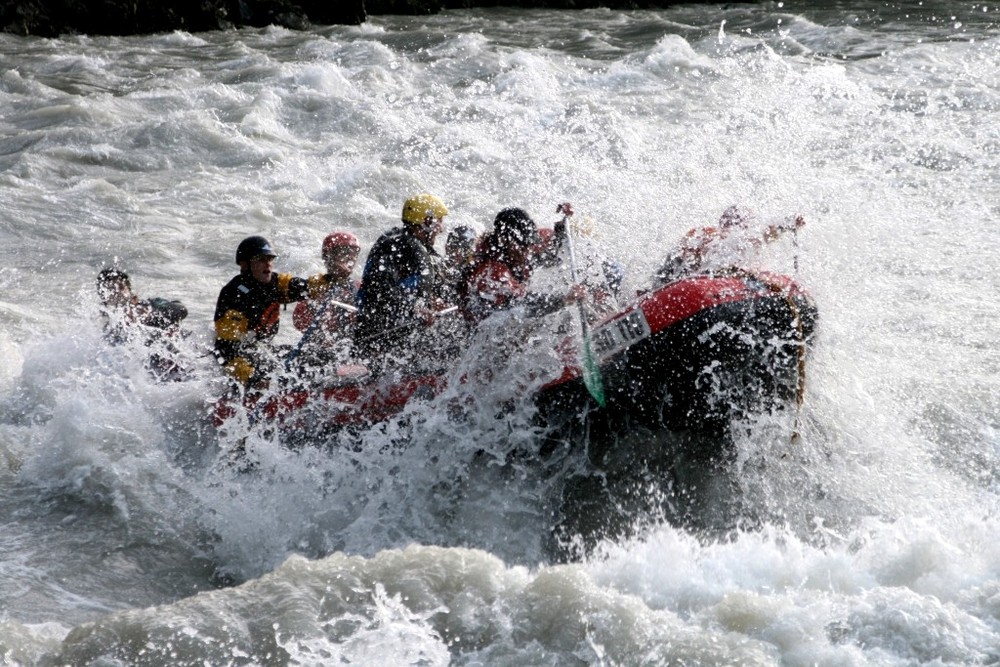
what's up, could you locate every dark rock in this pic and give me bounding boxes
[2,0,233,36]
[2,0,738,37]
[365,0,446,14]
[0,0,365,36]
[297,0,365,26]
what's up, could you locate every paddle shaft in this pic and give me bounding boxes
[563,219,589,336]
[793,227,799,274]
[560,214,606,406]
[284,290,355,369]
[352,305,458,345]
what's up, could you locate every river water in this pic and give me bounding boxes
[2,2,999,664]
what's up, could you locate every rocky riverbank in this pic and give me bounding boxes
[2,0,740,37]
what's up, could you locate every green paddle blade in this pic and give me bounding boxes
[581,337,606,407]
[562,214,606,408]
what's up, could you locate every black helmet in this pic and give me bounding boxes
[235,235,277,264]
[446,225,477,253]
[493,208,540,248]
[96,268,132,305]
[96,267,130,290]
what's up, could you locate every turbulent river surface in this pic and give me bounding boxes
[2,2,999,664]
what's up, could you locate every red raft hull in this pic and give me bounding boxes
[545,270,815,425]
[213,270,818,443]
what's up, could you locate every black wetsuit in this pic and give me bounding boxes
[353,226,442,375]
[102,297,189,380]
[213,271,308,385]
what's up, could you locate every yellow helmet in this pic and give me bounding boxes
[401,193,448,226]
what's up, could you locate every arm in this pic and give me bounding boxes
[213,281,260,386]
[276,273,309,303]
[522,291,575,319]
[763,214,806,243]
[214,308,255,385]
[143,297,188,328]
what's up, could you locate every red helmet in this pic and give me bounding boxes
[718,205,755,229]
[322,231,360,258]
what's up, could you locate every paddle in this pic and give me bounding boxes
[557,204,606,407]
[327,298,357,313]
[792,216,801,274]
[352,305,459,346]
[284,290,356,370]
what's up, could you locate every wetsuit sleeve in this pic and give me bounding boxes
[214,309,253,383]
[213,283,254,384]
[144,298,188,328]
[276,273,309,303]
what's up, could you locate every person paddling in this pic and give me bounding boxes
[96,267,189,380]
[460,205,585,326]
[291,231,361,369]
[655,204,806,285]
[213,235,309,388]
[352,193,450,378]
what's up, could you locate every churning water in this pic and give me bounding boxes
[2,2,1000,664]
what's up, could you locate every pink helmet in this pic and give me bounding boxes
[322,231,360,258]
[718,205,755,229]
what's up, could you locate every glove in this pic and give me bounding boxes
[554,217,567,238]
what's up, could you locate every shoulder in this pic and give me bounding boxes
[373,226,407,247]
[367,227,410,259]
[393,230,432,264]
[400,229,429,254]
[220,272,245,288]
[218,273,251,299]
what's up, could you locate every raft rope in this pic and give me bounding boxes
[773,283,807,444]
[722,267,808,444]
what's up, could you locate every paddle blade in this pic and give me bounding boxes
[563,219,606,408]
[581,339,606,407]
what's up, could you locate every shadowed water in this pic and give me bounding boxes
[2,2,1000,664]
